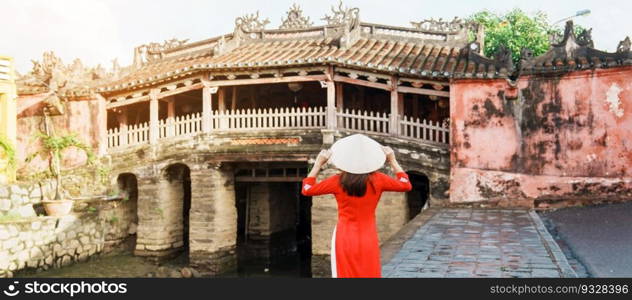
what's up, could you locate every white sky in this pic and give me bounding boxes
[2,0,630,73]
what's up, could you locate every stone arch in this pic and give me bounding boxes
[109,173,139,249]
[405,171,430,220]
[160,163,192,254]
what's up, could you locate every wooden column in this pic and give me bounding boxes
[149,89,159,144]
[326,80,336,130]
[398,93,404,118]
[231,86,237,110]
[335,82,344,127]
[166,97,175,137]
[202,85,214,133]
[117,108,128,146]
[412,94,420,119]
[389,76,400,135]
[218,88,226,111]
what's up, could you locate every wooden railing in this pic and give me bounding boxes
[106,106,449,149]
[337,108,390,135]
[159,112,202,138]
[212,107,326,131]
[107,122,149,149]
[400,116,449,144]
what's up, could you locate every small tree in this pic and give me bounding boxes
[468,9,586,64]
[26,110,95,200]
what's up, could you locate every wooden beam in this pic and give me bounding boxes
[333,74,392,91]
[157,82,204,99]
[400,78,449,87]
[397,86,450,97]
[106,95,150,109]
[207,75,328,87]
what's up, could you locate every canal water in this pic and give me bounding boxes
[17,248,311,278]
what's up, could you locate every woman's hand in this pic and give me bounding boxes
[382,146,395,163]
[382,146,404,173]
[315,149,332,167]
[307,149,332,178]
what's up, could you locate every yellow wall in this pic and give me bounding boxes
[0,55,17,183]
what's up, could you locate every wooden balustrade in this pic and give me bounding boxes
[212,106,326,131]
[337,108,390,135]
[400,115,449,144]
[106,106,449,150]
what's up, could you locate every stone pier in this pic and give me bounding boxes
[188,163,237,275]
[135,164,190,258]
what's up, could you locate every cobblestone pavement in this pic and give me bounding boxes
[383,209,576,278]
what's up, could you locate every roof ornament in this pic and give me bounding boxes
[16,51,120,98]
[411,17,465,33]
[279,3,313,30]
[322,1,360,29]
[576,28,594,48]
[616,37,630,53]
[133,38,189,67]
[459,42,514,76]
[520,21,632,73]
[235,11,270,32]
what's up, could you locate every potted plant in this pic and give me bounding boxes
[26,107,95,216]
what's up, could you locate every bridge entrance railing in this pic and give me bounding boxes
[106,106,449,150]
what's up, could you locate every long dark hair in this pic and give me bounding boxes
[339,172,371,197]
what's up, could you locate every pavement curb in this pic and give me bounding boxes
[529,210,578,278]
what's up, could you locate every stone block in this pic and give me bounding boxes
[29,188,42,201]
[0,187,9,198]
[31,221,42,230]
[10,193,24,206]
[3,239,18,250]
[0,228,9,239]
[7,225,17,237]
[9,206,36,218]
[30,247,43,259]
[79,236,90,245]
[0,199,11,211]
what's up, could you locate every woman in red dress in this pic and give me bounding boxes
[301,135,412,278]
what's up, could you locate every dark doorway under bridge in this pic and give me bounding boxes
[233,164,311,277]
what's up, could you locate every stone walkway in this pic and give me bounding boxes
[382,209,576,278]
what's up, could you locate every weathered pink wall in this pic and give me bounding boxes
[16,94,103,175]
[450,66,632,207]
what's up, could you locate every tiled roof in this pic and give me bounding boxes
[101,36,466,92]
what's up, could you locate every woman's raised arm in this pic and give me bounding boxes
[378,146,412,192]
[302,149,338,196]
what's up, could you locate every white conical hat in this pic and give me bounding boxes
[329,134,386,174]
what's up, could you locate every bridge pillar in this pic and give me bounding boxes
[376,189,409,243]
[135,173,184,258]
[189,163,237,275]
